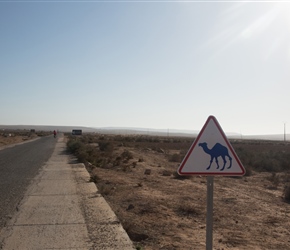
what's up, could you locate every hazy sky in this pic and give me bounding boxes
[1,0,290,135]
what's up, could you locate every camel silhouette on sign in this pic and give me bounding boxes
[198,142,232,171]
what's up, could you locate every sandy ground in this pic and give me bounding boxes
[0,135,30,147]
[89,142,290,250]
[0,132,50,149]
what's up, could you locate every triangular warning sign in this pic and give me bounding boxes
[177,116,246,176]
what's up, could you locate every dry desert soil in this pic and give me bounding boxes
[78,134,290,250]
[0,134,34,148]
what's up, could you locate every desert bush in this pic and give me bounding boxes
[244,165,253,176]
[144,169,151,175]
[172,171,192,180]
[123,158,129,164]
[113,156,122,166]
[67,139,83,154]
[280,173,290,184]
[138,202,155,214]
[98,141,114,152]
[121,150,133,160]
[238,147,290,173]
[177,203,201,217]
[235,147,254,166]
[122,165,132,172]
[283,185,290,202]
[89,173,100,183]
[98,183,114,196]
[67,134,290,178]
[169,153,182,162]
[66,135,117,168]
[162,170,172,176]
[76,148,89,163]
[85,146,101,163]
[267,173,280,188]
[252,156,281,172]
[233,144,290,173]
[66,138,91,163]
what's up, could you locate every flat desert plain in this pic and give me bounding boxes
[0,134,31,148]
[83,135,290,250]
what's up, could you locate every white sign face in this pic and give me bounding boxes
[177,116,245,176]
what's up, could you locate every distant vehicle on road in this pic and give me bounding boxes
[72,129,82,135]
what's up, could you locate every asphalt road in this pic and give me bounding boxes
[0,136,57,229]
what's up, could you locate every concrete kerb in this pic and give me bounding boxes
[74,163,135,249]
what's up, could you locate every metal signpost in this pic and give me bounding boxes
[177,115,245,250]
[206,176,214,250]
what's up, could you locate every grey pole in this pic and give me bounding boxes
[206,176,214,250]
[284,123,286,142]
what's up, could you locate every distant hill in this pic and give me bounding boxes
[0,125,97,133]
[94,127,199,137]
[0,125,288,141]
[241,134,286,141]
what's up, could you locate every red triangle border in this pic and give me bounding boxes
[177,116,246,176]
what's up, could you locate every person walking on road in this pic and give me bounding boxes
[53,130,57,138]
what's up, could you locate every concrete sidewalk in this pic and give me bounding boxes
[0,136,135,250]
